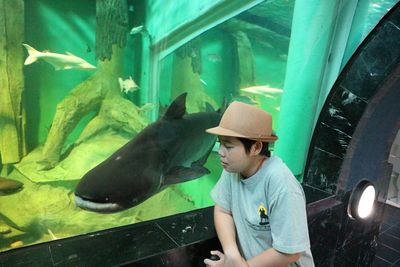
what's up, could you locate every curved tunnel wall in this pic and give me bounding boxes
[304,2,400,266]
[304,1,400,197]
[338,65,400,195]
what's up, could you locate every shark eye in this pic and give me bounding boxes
[115,156,122,161]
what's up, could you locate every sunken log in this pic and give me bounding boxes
[231,31,256,89]
[0,0,26,164]
[41,0,146,167]
[222,18,290,54]
[171,52,217,113]
[96,0,128,61]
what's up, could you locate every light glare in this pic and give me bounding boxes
[357,185,376,219]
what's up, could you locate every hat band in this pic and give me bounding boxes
[207,126,277,141]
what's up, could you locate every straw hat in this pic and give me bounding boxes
[206,101,278,142]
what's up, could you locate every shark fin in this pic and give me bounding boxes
[192,143,215,168]
[205,102,214,112]
[163,93,187,120]
[22,43,39,65]
[24,56,38,65]
[218,97,228,114]
[163,165,210,185]
[65,51,77,57]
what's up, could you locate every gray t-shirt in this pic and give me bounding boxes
[211,156,314,267]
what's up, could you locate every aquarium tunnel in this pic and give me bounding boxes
[1,0,400,266]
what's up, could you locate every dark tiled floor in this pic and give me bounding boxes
[372,204,400,266]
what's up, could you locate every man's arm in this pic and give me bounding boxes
[214,205,246,266]
[247,248,301,267]
[213,205,301,267]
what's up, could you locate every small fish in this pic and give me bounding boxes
[139,103,155,113]
[240,86,283,95]
[207,53,222,63]
[130,25,144,35]
[279,54,288,61]
[22,44,96,70]
[118,76,139,94]
[200,78,208,87]
[86,44,92,53]
[0,177,23,196]
[231,94,258,105]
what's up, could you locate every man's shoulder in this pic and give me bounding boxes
[263,156,301,193]
[264,156,293,178]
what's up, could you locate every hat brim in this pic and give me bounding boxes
[206,126,278,142]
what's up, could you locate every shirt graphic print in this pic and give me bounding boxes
[258,204,269,225]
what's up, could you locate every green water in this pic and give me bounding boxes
[0,0,293,251]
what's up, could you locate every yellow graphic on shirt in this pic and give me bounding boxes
[258,204,268,225]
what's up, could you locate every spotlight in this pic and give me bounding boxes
[347,180,376,220]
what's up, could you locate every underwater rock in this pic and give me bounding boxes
[0,166,201,251]
[14,130,130,183]
[10,240,24,248]
[0,179,72,232]
[0,225,11,234]
[0,177,23,195]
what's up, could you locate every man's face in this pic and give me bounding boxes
[218,136,252,174]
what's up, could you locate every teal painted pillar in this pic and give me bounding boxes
[341,0,371,69]
[274,0,340,180]
[317,0,359,114]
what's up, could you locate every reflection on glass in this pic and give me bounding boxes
[363,0,398,39]
[387,130,400,207]
[159,0,294,132]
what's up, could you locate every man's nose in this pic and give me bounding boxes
[218,146,226,157]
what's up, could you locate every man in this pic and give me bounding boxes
[204,101,314,267]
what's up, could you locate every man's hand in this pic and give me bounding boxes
[204,250,224,267]
[204,250,248,267]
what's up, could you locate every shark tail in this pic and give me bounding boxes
[22,43,40,65]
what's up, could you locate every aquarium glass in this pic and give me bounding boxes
[157,0,294,207]
[0,0,293,251]
[363,0,399,40]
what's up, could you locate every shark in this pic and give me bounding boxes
[240,85,283,95]
[74,93,221,213]
[22,43,96,70]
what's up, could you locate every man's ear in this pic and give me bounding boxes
[251,141,263,156]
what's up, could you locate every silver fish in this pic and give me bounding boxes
[130,25,144,35]
[22,43,96,70]
[118,76,139,94]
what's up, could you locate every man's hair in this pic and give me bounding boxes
[238,138,271,157]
